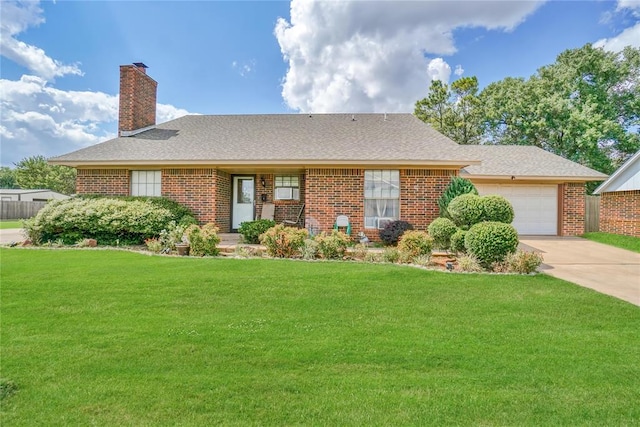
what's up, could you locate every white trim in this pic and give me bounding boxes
[593,150,640,194]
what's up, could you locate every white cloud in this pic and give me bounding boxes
[232,59,256,77]
[274,0,544,113]
[594,22,640,51]
[617,0,640,11]
[454,65,465,77]
[0,74,195,166]
[0,1,82,80]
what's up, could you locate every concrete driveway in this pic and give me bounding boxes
[519,236,640,306]
[0,228,25,245]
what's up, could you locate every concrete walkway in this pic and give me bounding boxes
[519,236,640,306]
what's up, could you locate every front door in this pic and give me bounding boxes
[232,176,255,229]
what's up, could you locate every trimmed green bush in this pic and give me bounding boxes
[482,195,514,224]
[238,219,277,244]
[259,225,308,258]
[465,221,519,268]
[448,194,484,229]
[427,217,458,250]
[397,230,433,261]
[379,220,414,246]
[315,230,350,260]
[23,197,184,245]
[185,223,220,256]
[438,177,478,219]
[450,229,467,254]
[79,195,196,226]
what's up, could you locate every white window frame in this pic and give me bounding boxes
[131,170,161,197]
[274,175,300,200]
[364,170,400,229]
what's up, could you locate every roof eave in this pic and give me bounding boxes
[593,150,640,194]
[466,174,607,182]
[50,158,482,168]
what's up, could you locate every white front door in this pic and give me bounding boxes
[232,176,255,229]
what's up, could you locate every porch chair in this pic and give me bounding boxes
[282,204,305,227]
[333,215,351,235]
[260,203,275,221]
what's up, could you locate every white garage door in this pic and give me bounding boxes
[475,184,558,235]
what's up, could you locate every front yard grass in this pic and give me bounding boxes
[582,232,640,253]
[2,249,639,425]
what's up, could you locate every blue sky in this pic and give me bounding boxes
[1,0,639,167]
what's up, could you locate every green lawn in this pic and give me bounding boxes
[0,220,23,230]
[582,232,640,253]
[2,249,639,426]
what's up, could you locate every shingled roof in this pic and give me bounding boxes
[460,145,607,180]
[50,113,477,167]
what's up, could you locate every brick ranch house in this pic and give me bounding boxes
[50,63,606,238]
[593,150,640,237]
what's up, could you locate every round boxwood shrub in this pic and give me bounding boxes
[482,195,514,224]
[379,220,414,246]
[450,229,467,254]
[238,219,276,244]
[447,194,484,229]
[427,217,457,250]
[437,177,478,219]
[464,221,519,268]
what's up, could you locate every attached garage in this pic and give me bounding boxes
[475,184,558,235]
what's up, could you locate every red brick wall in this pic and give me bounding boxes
[162,168,216,224]
[400,169,456,230]
[305,168,455,239]
[76,169,129,195]
[119,64,157,134]
[215,171,231,232]
[599,190,640,237]
[254,174,306,226]
[560,182,585,236]
[305,168,364,235]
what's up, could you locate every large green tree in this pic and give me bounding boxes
[14,155,77,195]
[415,76,483,144]
[480,44,640,174]
[0,167,19,189]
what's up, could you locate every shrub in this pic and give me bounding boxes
[465,221,519,268]
[301,239,319,260]
[457,254,484,272]
[398,230,433,261]
[450,229,467,254]
[382,247,400,263]
[447,194,484,229]
[504,250,543,274]
[379,220,414,246]
[427,218,457,250]
[438,177,478,219]
[315,230,351,260]
[79,195,196,226]
[145,238,163,253]
[238,219,276,244]
[412,254,432,267]
[482,195,514,224]
[185,223,220,256]
[23,197,179,245]
[259,225,308,258]
[352,243,369,260]
[364,251,383,263]
[159,221,186,251]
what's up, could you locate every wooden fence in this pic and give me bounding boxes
[584,195,600,233]
[0,201,47,220]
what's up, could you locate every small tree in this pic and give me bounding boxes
[438,177,478,219]
[14,155,76,195]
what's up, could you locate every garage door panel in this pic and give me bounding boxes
[475,184,558,235]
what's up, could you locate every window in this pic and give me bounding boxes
[131,170,161,197]
[274,175,300,200]
[364,170,399,228]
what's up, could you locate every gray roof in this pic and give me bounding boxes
[460,145,607,180]
[50,113,475,166]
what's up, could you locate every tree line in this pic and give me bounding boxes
[415,44,639,182]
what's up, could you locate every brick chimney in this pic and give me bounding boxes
[118,62,158,136]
